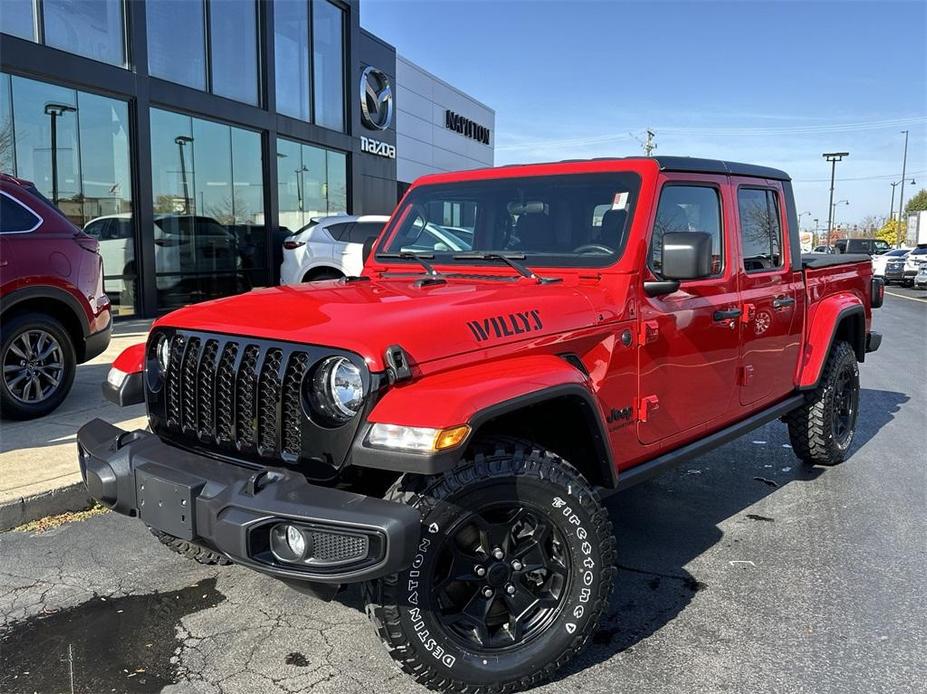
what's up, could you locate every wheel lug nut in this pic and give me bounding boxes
[474,565,486,577]
[511,560,523,571]
[492,548,504,560]
[482,587,494,598]
[505,584,516,595]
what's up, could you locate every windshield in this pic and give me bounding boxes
[379,172,641,267]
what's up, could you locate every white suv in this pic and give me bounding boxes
[280,215,389,284]
[903,246,927,286]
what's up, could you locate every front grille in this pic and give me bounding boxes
[155,333,314,460]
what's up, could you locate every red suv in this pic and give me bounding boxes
[0,174,111,419]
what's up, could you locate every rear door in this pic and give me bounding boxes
[733,180,803,406]
[637,175,742,445]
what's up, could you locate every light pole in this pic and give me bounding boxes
[831,199,849,240]
[798,211,811,231]
[43,102,77,206]
[813,218,820,247]
[889,176,915,225]
[174,135,194,214]
[897,130,910,245]
[823,151,849,246]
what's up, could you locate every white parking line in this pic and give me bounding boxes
[885,290,927,303]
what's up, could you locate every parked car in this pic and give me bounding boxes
[812,245,835,253]
[0,174,111,419]
[834,238,891,255]
[914,263,927,289]
[80,156,882,693]
[902,246,927,286]
[872,247,911,279]
[883,251,909,284]
[280,215,389,284]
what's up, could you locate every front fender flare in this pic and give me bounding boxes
[350,355,614,481]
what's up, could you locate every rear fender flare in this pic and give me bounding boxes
[798,296,865,390]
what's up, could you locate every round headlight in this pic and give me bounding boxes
[156,334,171,371]
[308,356,364,424]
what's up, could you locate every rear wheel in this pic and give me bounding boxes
[786,340,859,466]
[364,440,615,693]
[0,313,76,420]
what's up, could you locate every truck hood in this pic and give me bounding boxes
[156,277,601,371]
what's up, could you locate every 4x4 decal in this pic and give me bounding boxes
[466,309,543,343]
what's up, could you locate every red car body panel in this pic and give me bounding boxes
[0,174,111,359]
[119,158,876,482]
[112,343,145,374]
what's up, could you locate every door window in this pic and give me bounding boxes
[738,188,783,272]
[348,222,386,244]
[651,185,723,275]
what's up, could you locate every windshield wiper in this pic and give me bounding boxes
[377,251,446,285]
[451,252,560,284]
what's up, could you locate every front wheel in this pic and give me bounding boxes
[364,440,616,693]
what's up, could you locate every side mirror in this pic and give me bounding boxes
[362,236,378,264]
[661,232,713,280]
[644,232,713,297]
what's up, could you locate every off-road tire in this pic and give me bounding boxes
[364,439,616,693]
[0,312,76,420]
[785,340,860,466]
[148,527,232,565]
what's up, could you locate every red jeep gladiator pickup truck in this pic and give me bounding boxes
[78,157,882,692]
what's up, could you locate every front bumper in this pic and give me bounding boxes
[76,419,420,585]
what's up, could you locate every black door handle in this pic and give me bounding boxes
[772,296,795,309]
[713,308,743,321]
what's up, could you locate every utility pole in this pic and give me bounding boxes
[644,129,656,157]
[822,151,849,247]
[897,130,909,246]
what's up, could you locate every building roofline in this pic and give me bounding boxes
[396,54,495,115]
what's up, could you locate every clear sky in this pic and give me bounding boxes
[362,0,927,232]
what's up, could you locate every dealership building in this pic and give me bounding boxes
[0,0,494,317]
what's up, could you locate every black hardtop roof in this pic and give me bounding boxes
[495,156,791,182]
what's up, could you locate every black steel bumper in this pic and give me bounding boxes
[76,419,420,585]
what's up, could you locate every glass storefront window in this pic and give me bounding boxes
[150,108,266,311]
[274,0,311,121]
[43,0,126,66]
[312,0,345,131]
[0,0,36,41]
[276,137,348,232]
[209,0,259,105]
[1,73,136,316]
[147,0,206,90]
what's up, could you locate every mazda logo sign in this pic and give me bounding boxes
[360,66,393,131]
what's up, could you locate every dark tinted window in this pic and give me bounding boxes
[209,0,259,105]
[325,222,354,241]
[0,193,41,232]
[738,188,783,272]
[651,185,723,274]
[348,222,385,244]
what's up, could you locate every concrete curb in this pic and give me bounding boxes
[0,482,92,531]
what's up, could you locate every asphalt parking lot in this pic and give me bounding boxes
[1,290,925,694]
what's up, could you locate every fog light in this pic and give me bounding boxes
[270,523,309,563]
[106,367,127,389]
[286,525,306,557]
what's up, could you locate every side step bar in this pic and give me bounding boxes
[609,394,805,494]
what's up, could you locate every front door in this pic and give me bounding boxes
[733,181,803,406]
[638,176,742,445]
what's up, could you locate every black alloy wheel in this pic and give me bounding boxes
[433,502,569,651]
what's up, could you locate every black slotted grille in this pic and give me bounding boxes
[282,353,310,455]
[236,345,260,447]
[152,331,366,468]
[258,348,283,452]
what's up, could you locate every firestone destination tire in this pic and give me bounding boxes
[148,527,232,566]
[786,340,860,466]
[364,439,616,693]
